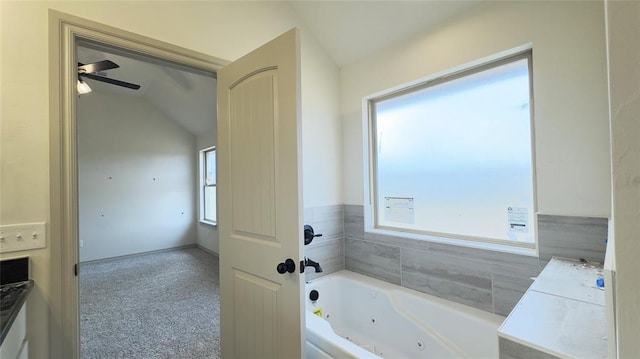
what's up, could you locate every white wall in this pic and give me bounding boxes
[0,2,340,358]
[301,31,343,207]
[606,0,640,356]
[341,1,611,219]
[196,128,219,254]
[77,91,197,262]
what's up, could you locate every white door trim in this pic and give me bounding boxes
[48,10,228,358]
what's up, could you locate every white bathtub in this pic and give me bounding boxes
[305,270,504,359]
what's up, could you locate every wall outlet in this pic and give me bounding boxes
[0,222,46,253]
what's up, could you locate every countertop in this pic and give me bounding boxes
[498,258,607,358]
[0,280,33,346]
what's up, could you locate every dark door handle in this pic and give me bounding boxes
[277,258,296,274]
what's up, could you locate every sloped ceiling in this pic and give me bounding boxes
[76,1,481,134]
[289,0,482,66]
[77,45,217,136]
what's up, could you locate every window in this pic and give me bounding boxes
[200,147,216,225]
[366,51,536,249]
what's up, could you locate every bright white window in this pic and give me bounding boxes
[200,147,216,225]
[366,51,536,249]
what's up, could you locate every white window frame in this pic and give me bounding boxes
[199,146,217,226]
[362,47,538,256]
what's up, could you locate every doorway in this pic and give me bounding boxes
[75,41,220,357]
[50,10,228,358]
[52,12,306,358]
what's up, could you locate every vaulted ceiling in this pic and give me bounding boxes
[76,1,481,136]
[289,1,481,66]
[77,45,217,136]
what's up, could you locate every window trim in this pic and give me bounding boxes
[362,47,538,255]
[199,146,217,226]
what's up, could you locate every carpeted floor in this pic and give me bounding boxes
[80,247,221,359]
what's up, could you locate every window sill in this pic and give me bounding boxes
[199,219,217,228]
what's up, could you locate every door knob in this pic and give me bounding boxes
[277,258,296,274]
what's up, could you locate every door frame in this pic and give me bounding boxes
[49,10,228,358]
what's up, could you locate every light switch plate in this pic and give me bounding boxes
[0,222,46,253]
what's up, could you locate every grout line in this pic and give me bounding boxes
[491,272,496,314]
[529,289,606,307]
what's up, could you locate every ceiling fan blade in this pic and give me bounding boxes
[81,73,141,90]
[78,60,119,74]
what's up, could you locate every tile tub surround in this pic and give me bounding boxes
[303,205,345,280]
[499,337,559,359]
[344,205,608,316]
[537,215,608,267]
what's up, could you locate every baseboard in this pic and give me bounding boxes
[79,244,198,265]
[196,245,219,258]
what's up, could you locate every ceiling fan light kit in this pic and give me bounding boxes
[77,59,141,94]
[77,79,92,95]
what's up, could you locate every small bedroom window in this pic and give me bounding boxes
[200,146,217,225]
[365,50,536,249]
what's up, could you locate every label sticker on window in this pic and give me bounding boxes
[508,207,528,233]
[385,197,414,224]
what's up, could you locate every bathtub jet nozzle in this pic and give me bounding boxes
[304,257,323,273]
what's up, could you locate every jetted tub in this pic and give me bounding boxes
[305,270,504,358]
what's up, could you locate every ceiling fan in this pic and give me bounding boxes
[77,60,141,94]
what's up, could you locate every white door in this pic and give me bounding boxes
[218,28,304,359]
